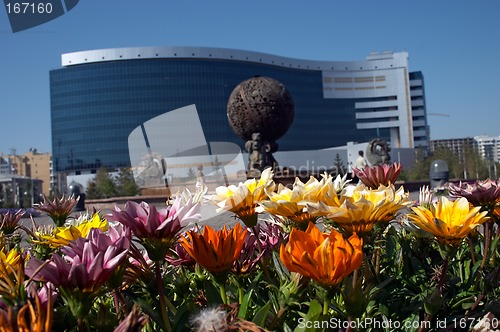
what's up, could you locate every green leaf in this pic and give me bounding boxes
[173,301,191,332]
[203,279,223,305]
[293,300,322,332]
[238,288,254,319]
[253,301,271,327]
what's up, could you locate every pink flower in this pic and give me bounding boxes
[255,222,288,256]
[448,179,500,209]
[165,243,196,267]
[26,228,130,293]
[353,162,402,189]
[107,198,201,261]
[232,230,264,275]
[0,209,24,235]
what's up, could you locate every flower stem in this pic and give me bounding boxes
[323,297,329,316]
[155,262,172,332]
[437,258,449,291]
[468,235,476,265]
[219,282,228,305]
[480,221,491,270]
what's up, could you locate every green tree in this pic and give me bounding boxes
[187,167,196,180]
[333,153,346,175]
[116,168,139,197]
[86,180,99,199]
[86,167,117,199]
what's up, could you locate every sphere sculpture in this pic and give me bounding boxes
[227,76,294,176]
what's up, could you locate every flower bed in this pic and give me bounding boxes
[0,164,499,331]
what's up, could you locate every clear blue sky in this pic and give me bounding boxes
[1,0,499,155]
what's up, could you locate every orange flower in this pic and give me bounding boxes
[280,223,363,287]
[180,223,248,275]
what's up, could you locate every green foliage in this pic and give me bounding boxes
[86,167,117,199]
[334,153,347,175]
[402,145,491,181]
[186,167,196,180]
[115,168,139,197]
[86,167,139,199]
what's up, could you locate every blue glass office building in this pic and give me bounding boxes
[50,47,428,178]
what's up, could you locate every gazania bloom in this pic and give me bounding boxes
[114,305,149,332]
[332,173,351,195]
[280,222,363,287]
[211,168,275,227]
[231,230,264,275]
[26,228,130,294]
[254,221,288,256]
[107,196,200,261]
[34,212,109,248]
[323,184,411,236]
[353,162,402,189]
[180,223,248,276]
[34,195,79,227]
[0,209,25,235]
[261,175,341,227]
[448,179,500,218]
[0,290,54,332]
[407,196,489,247]
[0,248,25,307]
[165,242,196,267]
[0,247,22,272]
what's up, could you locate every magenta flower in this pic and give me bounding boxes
[255,221,288,256]
[34,195,79,227]
[353,162,402,189]
[165,243,196,267]
[107,197,200,261]
[26,228,130,293]
[232,231,264,275]
[448,179,500,210]
[0,209,25,235]
[25,228,130,319]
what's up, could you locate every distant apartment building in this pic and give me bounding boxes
[429,137,474,162]
[430,136,500,163]
[474,135,500,162]
[4,149,52,197]
[0,157,13,175]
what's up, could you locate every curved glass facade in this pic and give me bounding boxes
[50,47,421,174]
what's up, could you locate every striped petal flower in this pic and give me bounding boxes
[280,222,363,287]
[325,184,411,236]
[180,223,248,276]
[353,162,402,189]
[407,196,489,247]
[211,168,275,227]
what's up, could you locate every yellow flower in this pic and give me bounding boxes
[36,213,108,248]
[280,222,363,287]
[261,174,341,227]
[407,196,489,247]
[326,184,411,235]
[0,287,53,332]
[0,248,22,272]
[180,223,248,275]
[212,168,275,227]
[0,248,25,306]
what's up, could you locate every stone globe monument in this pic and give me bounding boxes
[227,76,294,177]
